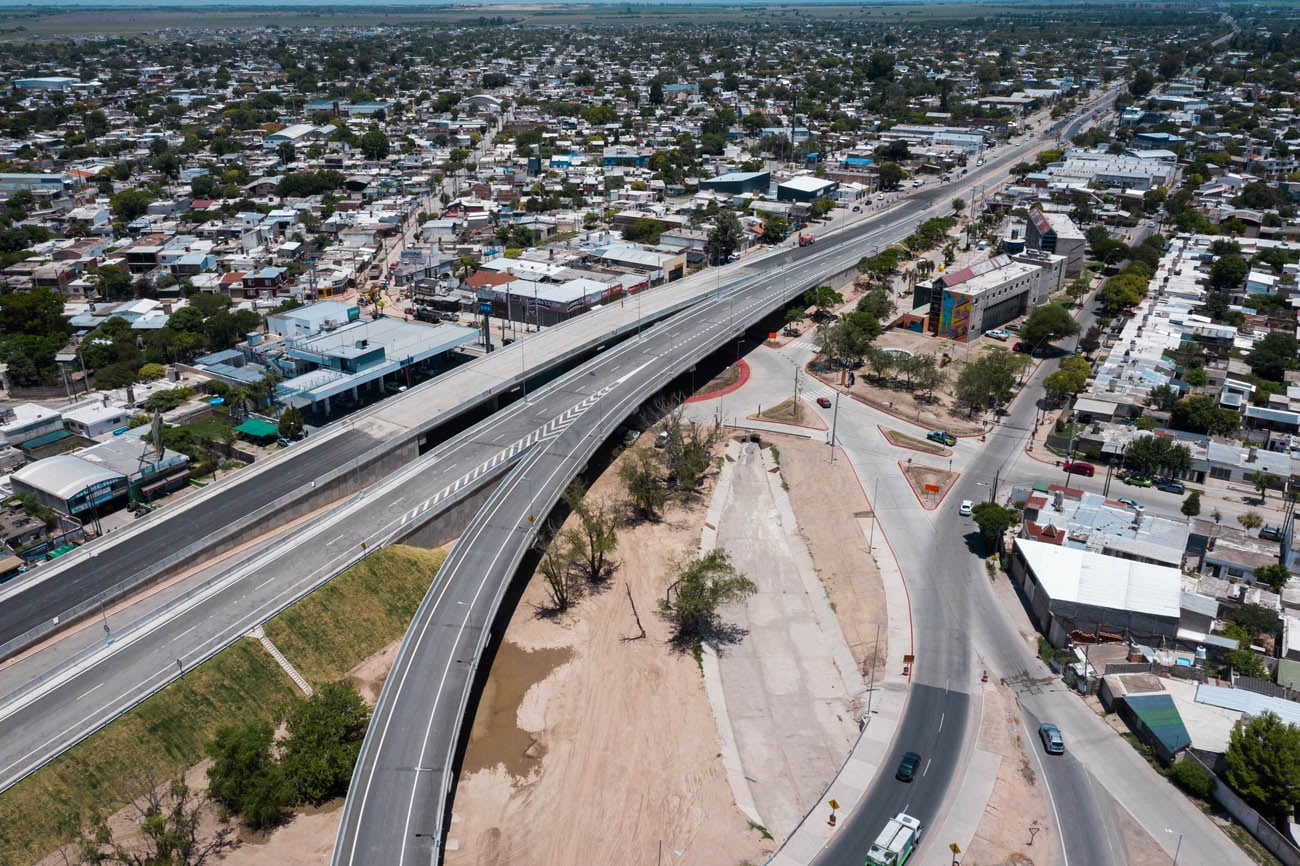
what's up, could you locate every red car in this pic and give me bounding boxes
[817,396,832,408]
[1013,342,1030,353]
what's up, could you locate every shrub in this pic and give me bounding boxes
[1168,758,1215,798]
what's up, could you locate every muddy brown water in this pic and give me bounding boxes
[462,641,572,778]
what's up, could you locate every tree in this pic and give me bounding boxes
[856,287,893,320]
[279,681,370,805]
[1225,649,1269,679]
[1238,511,1263,531]
[971,502,1017,554]
[760,216,789,244]
[276,140,296,166]
[1253,564,1291,593]
[810,197,836,219]
[1124,435,1191,477]
[619,446,666,520]
[207,721,291,831]
[954,351,1026,414]
[563,484,618,583]
[1019,303,1080,349]
[537,532,581,612]
[278,406,304,440]
[110,188,154,223]
[1129,69,1156,98]
[951,197,965,214]
[1225,712,1300,824]
[803,285,843,318]
[1181,490,1202,517]
[1209,252,1249,291]
[91,264,133,301]
[1251,470,1278,503]
[660,412,719,495]
[661,549,756,642]
[705,209,744,265]
[1245,331,1298,383]
[79,780,233,866]
[1170,395,1239,435]
[359,125,390,161]
[1147,383,1179,413]
[1043,355,1091,404]
[877,161,905,190]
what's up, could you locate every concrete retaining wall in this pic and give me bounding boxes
[1185,751,1300,866]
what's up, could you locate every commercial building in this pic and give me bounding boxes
[776,175,839,203]
[277,318,478,415]
[1009,537,1183,648]
[927,254,1045,342]
[11,454,129,518]
[1026,209,1086,276]
[697,170,771,196]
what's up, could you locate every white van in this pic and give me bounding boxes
[911,179,923,187]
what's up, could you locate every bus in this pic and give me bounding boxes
[865,813,922,866]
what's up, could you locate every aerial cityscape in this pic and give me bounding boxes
[0,3,1297,866]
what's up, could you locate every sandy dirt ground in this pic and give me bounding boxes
[446,451,767,866]
[902,462,958,510]
[963,683,1060,866]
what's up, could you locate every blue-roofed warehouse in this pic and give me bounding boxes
[697,170,771,196]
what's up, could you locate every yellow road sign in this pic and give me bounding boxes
[949,842,961,854]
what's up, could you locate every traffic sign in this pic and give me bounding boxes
[949,843,961,854]
[479,301,494,314]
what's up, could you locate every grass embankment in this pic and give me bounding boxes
[0,544,445,865]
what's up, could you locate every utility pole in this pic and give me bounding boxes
[828,390,840,463]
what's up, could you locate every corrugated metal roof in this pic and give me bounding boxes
[1016,538,1182,618]
[1195,683,1300,726]
[1124,693,1191,754]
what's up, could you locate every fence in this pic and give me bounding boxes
[1184,751,1300,866]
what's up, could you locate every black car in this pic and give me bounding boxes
[896,751,921,782]
[1156,479,1185,494]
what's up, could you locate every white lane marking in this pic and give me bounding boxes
[76,683,102,701]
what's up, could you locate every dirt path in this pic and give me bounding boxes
[446,457,766,866]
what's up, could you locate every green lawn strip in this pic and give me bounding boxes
[0,639,297,866]
[265,545,447,686]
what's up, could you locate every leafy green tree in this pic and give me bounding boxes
[803,285,843,318]
[91,264,133,301]
[877,161,906,190]
[1209,252,1249,290]
[1147,384,1179,412]
[705,209,744,265]
[661,549,756,642]
[1019,303,1079,349]
[1124,435,1191,477]
[1253,564,1291,593]
[1225,649,1268,680]
[278,406,304,440]
[1245,332,1298,383]
[1251,470,1279,503]
[619,446,667,521]
[1043,355,1091,404]
[856,287,893,319]
[207,720,291,831]
[280,682,370,805]
[955,350,1027,414]
[1238,511,1263,531]
[563,483,618,583]
[760,215,789,244]
[276,140,296,166]
[1181,490,1201,517]
[359,125,390,161]
[810,197,836,219]
[110,188,154,223]
[1170,395,1240,435]
[971,502,1017,554]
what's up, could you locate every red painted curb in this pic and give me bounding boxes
[898,460,959,512]
[686,358,751,404]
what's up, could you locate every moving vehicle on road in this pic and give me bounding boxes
[959,499,974,517]
[1062,461,1094,477]
[1156,479,1185,494]
[926,430,957,447]
[798,233,815,247]
[895,751,921,782]
[1117,497,1142,510]
[816,396,832,408]
[1122,474,1153,487]
[1039,722,1065,755]
[866,812,922,865]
